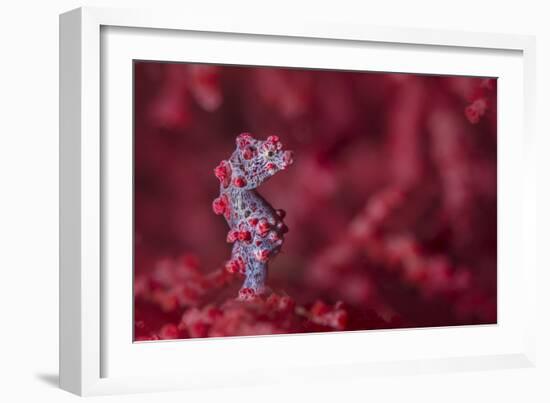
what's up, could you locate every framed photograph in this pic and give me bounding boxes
[60,6,537,396]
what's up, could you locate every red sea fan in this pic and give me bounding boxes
[134,63,497,340]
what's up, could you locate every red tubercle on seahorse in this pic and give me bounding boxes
[256,218,271,237]
[254,249,271,262]
[214,160,232,188]
[233,177,247,188]
[225,256,246,275]
[212,194,231,220]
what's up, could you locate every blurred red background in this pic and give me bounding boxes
[133,61,497,340]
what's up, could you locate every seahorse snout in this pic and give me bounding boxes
[281,150,294,169]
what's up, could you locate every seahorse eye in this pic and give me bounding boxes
[267,151,274,157]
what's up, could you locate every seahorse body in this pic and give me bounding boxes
[212,133,294,299]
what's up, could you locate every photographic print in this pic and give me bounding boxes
[133,61,497,341]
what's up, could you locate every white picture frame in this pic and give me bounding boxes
[59,6,537,396]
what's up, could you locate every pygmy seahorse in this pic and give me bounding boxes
[212,133,294,299]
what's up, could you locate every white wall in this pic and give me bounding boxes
[1,1,548,402]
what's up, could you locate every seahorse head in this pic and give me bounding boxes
[215,133,293,190]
